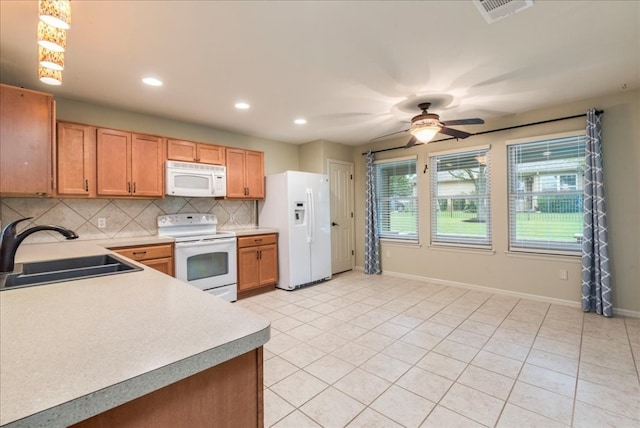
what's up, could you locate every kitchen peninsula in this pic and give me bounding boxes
[0,240,270,427]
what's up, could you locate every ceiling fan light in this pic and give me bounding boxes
[38,46,64,70]
[39,0,71,30]
[410,124,441,143]
[37,21,66,52]
[38,65,62,85]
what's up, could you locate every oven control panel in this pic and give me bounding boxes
[157,213,217,227]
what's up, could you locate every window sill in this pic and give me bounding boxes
[505,250,581,262]
[380,238,421,247]
[429,243,495,255]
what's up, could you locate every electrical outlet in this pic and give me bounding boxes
[230,213,236,222]
[559,269,568,280]
[98,218,106,229]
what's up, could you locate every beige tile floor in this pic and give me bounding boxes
[236,271,640,428]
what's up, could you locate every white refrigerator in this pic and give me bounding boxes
[259,171,332,290]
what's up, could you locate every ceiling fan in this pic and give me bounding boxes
[372,103,484,148]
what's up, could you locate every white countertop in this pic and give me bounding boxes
[0,241,270,427]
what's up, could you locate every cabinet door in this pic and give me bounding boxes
[0,84,53,195]
[226,148,247,198]
[238,247,260,291]
[258,243,278,286]
[167,139,197,162]
[97,129,131,196]
[57,122,96,196]
[131,134,164,197]
[141,258,174,276]
[245,150,264,199]
[197,144,225,165]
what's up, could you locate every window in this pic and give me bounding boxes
[430,147,491,247]
[507,132,585,254]
[374,156,418,241]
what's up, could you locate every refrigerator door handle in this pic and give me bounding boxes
[310,187,315,244]
[306,188,313,243]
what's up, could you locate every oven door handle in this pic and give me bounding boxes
[175,238,237,247]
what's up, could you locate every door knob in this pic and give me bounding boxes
[331,222,339,226]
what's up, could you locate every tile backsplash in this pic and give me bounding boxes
[0,197,257,244]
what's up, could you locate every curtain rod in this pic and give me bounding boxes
[361,109,603,156]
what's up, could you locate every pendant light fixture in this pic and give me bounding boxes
[36,0,72,85]
[37,20,66,52]
[38,65,62,85]
[39,46,64,71]
[38,0,71,30]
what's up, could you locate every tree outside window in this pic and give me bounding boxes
[430,148,491,247]
[374,157,418,241]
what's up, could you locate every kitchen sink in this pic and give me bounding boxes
[1,254,142,290]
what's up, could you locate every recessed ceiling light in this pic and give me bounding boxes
[142,77,163,87]
[234,102,250,110]
[294,118,307,125]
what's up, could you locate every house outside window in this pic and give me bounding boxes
[374,156,418,241]
[507,132,585,254]
[430,147,491,248]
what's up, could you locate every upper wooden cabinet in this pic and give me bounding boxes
[226,149,264,199]
[57,122,97,197]
[0,84,54,196]
[96,128,165,197]
[167,139,225,165]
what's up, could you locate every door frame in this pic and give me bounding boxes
[327,158,355,273]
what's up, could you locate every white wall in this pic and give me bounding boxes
[353,90,639,314]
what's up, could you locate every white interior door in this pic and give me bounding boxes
[328,159,354,274]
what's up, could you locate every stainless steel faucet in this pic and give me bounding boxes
[0,217,79,273]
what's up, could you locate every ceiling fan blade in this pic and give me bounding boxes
[439,127,473,139]
[404,136,418,148]
[440,118,485,126]
[370,128,410,141]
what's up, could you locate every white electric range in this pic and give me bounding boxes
[158,213,237,302]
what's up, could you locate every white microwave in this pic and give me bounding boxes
[165,161,227,197]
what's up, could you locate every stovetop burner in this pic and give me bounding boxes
[157,213,235,239]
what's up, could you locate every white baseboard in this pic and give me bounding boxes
[353,265,639,318]
[613,307,640,318]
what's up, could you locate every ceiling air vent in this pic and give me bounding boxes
[473,0,534,24]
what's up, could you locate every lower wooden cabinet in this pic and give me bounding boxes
[70,347,264,428]
[111,243,174,276]
[237,234,278,299]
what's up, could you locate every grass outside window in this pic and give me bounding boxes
[390,211,582,242]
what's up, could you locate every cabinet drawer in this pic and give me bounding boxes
[112,244,173,261]
[237,234,277,248]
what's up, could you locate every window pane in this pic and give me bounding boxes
[508,135,585,253]
[374,158,418,241]
[430,149,491,247]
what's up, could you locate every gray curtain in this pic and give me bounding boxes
[581,109,612,316]
[364,152,381,274]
